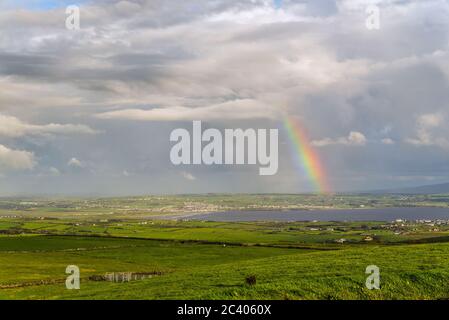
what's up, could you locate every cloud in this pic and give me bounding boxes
[312,131,367,147]
[0,144,35,172]
[406,113,449,148]
[0,0,449,193]
[48,167,60,176]
[181,171,196,181]
[0,114,98,138]
[418,113,443,128]
[96,99,280,121]
[381,138,395,145]
[67,157,84,168]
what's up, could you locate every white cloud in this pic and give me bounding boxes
[0,114,98,138]
[48,167,60,176]
[418,113,442,128]
[0,144,35,172]
[67,157,84,168]
[406,113,449,148]
[312,131,367,147]
[206,5,311,25]
[381,138,395,145]
[96,99,280,121]
[181,171,196,181]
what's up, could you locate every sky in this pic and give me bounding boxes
[0,0,449,195]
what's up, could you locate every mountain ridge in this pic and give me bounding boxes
[368,182,449,194]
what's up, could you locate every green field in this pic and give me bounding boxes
[0,195,449,300]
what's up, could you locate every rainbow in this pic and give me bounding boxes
[284,117,331,194]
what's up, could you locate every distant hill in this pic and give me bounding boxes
[370,182,449,194]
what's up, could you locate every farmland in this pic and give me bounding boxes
[0,194,448,300]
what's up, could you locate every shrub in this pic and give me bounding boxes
[245,275,257,286]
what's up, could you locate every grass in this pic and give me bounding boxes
[0,235,448,300]
[0,219,448,299]
[0,194,448,300]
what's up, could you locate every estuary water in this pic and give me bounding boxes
[187,207,449,222]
